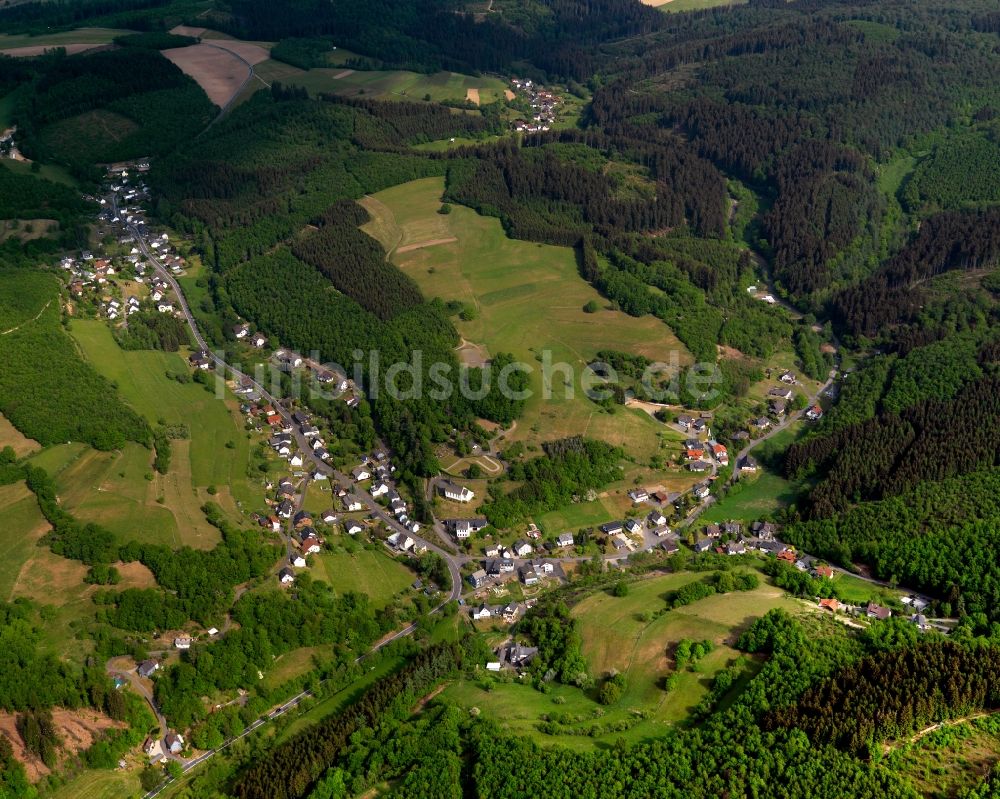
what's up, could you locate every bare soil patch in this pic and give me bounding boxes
[0,709,123,781]
[169,24,207,37]
[114,560,158,589]
[504,89,515,101]
[0,413,39,456]
[208,40,270,66]
[332,69,355,80]
[163,43,249,107]
[455,337,491,367]
[466,88,481,105]
[395,237,457,254]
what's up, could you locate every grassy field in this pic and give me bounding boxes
[64,320,267,546]
[444,570,806,748]
[312,546,417,608]
[653,0,746,10]
[0,481,49,599]
[699,472,798,523]
[1,158,82,189]
[45,768,142,799]
[254,60,509,105]
[363,177,692,462]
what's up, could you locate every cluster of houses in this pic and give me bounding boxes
[597,508,677,554]
[232,321,269,349]
[261,407,333,471]
[278,507,329,585]
[510,78,559,132]
[692,520,780,555]
[471,600,527,624]
[355,452,423,536]
[468,554,562,590]
[681,436,728,473]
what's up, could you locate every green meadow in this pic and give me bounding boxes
[443,570,808,749]
[63,320,267,547]
[362,177,692,463]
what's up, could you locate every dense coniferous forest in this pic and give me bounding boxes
[11,48,215,175]
[765,641,1000,754]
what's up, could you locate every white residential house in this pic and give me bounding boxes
[513,540,533,557]
[291,554,307,568]
[344,520,364,535]
[370,482,390,498]
[279,568,295,585]
[473,604,492,621]
[557,532,574,547]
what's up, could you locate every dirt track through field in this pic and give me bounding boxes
[395,237,457,253]
[332,69,355,79]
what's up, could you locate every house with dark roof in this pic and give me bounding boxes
[137,660,158,679]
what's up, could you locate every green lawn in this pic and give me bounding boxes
[313,546,417,607]
[362,177,691,462]
[699,471,800,523]
[64,320,268,546]
[831,572,905,606]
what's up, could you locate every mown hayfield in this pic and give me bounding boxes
[27,442,88,474]
[364,177,692,462]
[66,320,266,545]
[0,480,49,599]
[313,546,416,608]
[0,412,39,457]
[52,442,219,549]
